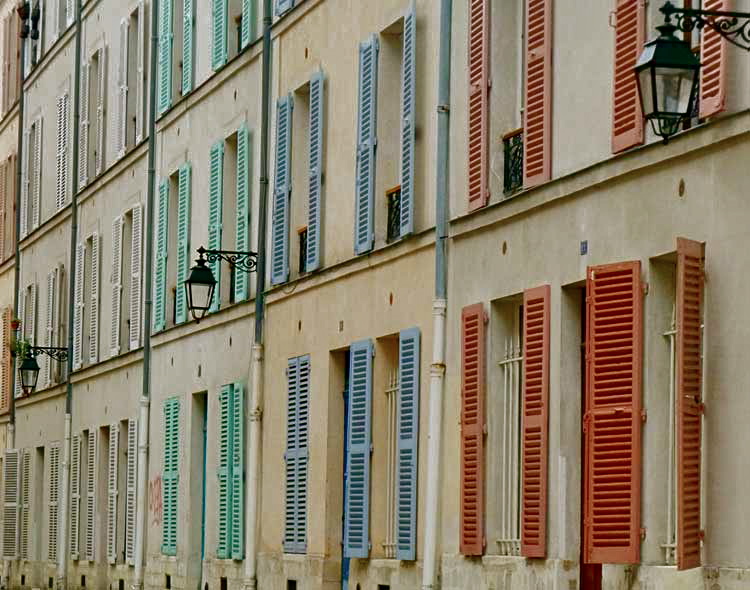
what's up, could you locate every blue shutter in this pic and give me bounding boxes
[354,35,379,255]
[344,340,373,558]
[396,328,420,560]
[400,4,416,237]
[271,95,292,285]
[211,0,228,71]
[295,356,310,552]
[153,180,169,332]
[208,141,224,312]
[306,72,324,272]
[217,385,231,558]
[175,163,192,324]
[230,382,244,559]
[274,0,294,17]
[235,125,251,301]
[157,0,173,115]
[283,357,299,552]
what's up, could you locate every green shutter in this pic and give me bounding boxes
[217,385,231,558]
[158,0,173,115]
[235,125,251,302]
[162,397,180,555]
[230,382,245,559]
[175,163,192,324]
[241,0,255,49]
[153,180,169,332]
[208,141,224,312]
[212,0,228,71]
[182,0,194,95]
[217,383,244,560]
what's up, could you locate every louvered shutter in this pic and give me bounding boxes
[19,128,28,237]
[217,384,231,558]
[44,268,57,386]
[699,0,728,118]
[95,47,107,176]
[460,303,486,555]
[283,358,299,553]
[0,161,6,259]
[106,423,119,564]
[235,124,251,301]
[182,0,194,95]
[72,242,85,369]
[31,117,41,229]
[55,94,66,209]
[19,449,29,559]
[110,217,123,356]
[135,1,146,143]
[212,0,228,71]
[15,292,23,396]
[208,141,224,311]
[70,433,81,560]
[584,261,643,564]
[85,429,98,561]
[612,0,645,153]
[0,307,10,412]
[158,0,173,114]
[117,17,129,159]
[153,180,169,332]
[271,95,292,285]
[49,443,61,562]
[241,0,254,48]
[79,61,89,189]
[523,0,552,187]
[467,0,489,211]
[66,0,74,27]
[676,238,704,570]
[162,397,179,556]
[274,0,294,17]
[129,204,143,349]
[400,3,416,233]
[306,72,323,272]
[521,285,550,558]
[344,340,373,558]
[62,93,70,205]
[89,233,101,363]
[396,328,420,560]
[28,282,37,345]
[230,382,245,559]
[175,163,192,324]
[2,449,19,558]
[354,35,378,255]
[125,419,138,564]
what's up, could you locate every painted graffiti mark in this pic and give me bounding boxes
[149,476,163,527]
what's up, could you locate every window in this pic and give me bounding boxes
[72,233,100,369]
[24,0,44,75]
[52,0,73,41]
[385,186,400,244]
[21,115,42,237]
[79,46,108,187]
[110,205,143,356]
[117,2,147,159]
[297,227,307,274]
[157,0,195,114]
[42,264,66,388]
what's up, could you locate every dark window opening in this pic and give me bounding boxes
[81,576,86,587]
[119,580,125,590]
[298,227,308,274]
[386,185,401,243]
[220,577,227,590]
[286,581,297,590]
[165,574,171,589]
[503,128,524,195]
[20,575,25,586]
[48,578,53,589]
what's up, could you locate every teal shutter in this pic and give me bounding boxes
[153,180,169,332]
[182,0,194,95]
[396,328,420,560]
[217,385,231,558]
[218,383,244,559]
[306,72,324,272]
[158,0,173,115]
[271,95,292,285]
[344,340,373,558]
[162,397,180,555]
[400,3,416,237]
[241,0,255,49]
[274,0,294,17]
[175,163,192,324]
[284,355,309,554]
[212,0,228,71]
[208,141,224,312]
[235,125,251,301]
[230,382,244,559]
[354,35,379,255]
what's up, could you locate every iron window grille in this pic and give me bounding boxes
[298,227,308,274]
[503,129,524,196]
[386,185,402,244]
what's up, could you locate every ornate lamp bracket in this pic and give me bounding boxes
[661,0,750,51]
[198,246,259,274]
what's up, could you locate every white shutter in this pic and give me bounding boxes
[2,449,20,558]
[48,443,60,562]
[106,422,119,564]
[85,429,97,561]
[19,129,29,237]
[135,0,146,143]
[129,205,143,350]
[55,94,65,210]
[70,433,81,560]
[125,418,137,564]
[72,242,85,370]
[117,18,128,160]
[110,217,123,357]
[61,92,70,207]
[19,449,30,559]
[14,290,24,398]
[32,117,41,229]
[28,282,37,345]
[51,0,59,42]
[95,47,107,176]
[78,61,89,189]
[89,233,100,363]
[45,268,57,386]
[66,0,74,27]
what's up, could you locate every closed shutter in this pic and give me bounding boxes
[400,3,416,232]
[49,443,60,563]
[19,449,30,559]
[241,0,254,49]
[19,129,28,237]
[460,303,486,555]
[182,0,194,95]
[271,95,292,285]
[79,61,89,189]
[72,242,85,369]
[70,433,81,560]
[217,384,231,558]
[66,0,74,27]
[158,0,173,114]
[212,0,228,71]
[56,93,69,209]
[13,296,21,398]
[110,217,124,356]
[44,268,58,386]
[344,340,373,558]
[107,423,119,564]
[274,0,294,17]
[28,283,37,345]
[117,17,129,159]
[95,47,107,176]
[612,0,645,153]
[396,328,420,560]
[0,160,6,259]
[125,419,138,564]
[89,233,101,363]
[700,0,728,118]
[135,1,146,143]
[31,117,41,229]
[306,72,324,272]
[153,180,169,332]
[0,307,10,412]
[175,163,192,324]
[584,261,643,564]
[467,0,489,211]
[235,124,251,301]
[284,356,309,554]
[520,285,550,558]
[230,383,245,559]
[523,0,552,188]
[217,382,246,559]
[162,397,179,555]
[85,429,98,561]
[676,238,704,570]
[129,204,143,349]
[2,449,19,558]
[208,140,224,311]
[283,358,299,553]
[354,35,378,255]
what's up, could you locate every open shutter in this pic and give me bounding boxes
[117,17,129,159]
[153,180,169,332]
[396,328,420,560]
[612,0,645,153]
[129,205,143,349]
[208,140,224,311]
[460,303,486,555]
[182,0,194,95]
[0,160,6,259]
[212,0,228,71]
[676,238,704,570]
[467,0,489,211]
[230,382,245,559]
[85,430,98,561]
[584,261,643,564]
[2,449,19,558]
[241,0,254,48]
[49,443,61,562]
[88,233,100,363]
[158,0,173,114]
[125,419,138,564]
[110,216,124,357]
[106,423,119,564]
[217,384,231,558]
[400,3,416,232]
[0,307,10,412]
[19,450,29,558]
[162,397,179,555]
[523,0,552,188]
[175,163,192,324]
[13,296,22,397]
[72,242,85,369]
[28,283,37,345]
[274,0,294,16]
[235,124,251,301]
[79,61,89,189]
[283,358,300,553]
[55,94,66,209]
[135,0,146,143]
[344,340,374,558]
[70,433,81,560]
[44,269,57,386]
[271,95,292,285]
[32,117,41,229]
[19,128,28,237]
[95,47,107,176]
[66,0,74,27]
[306,71,324,272]
[521,285,550,558]
[354,35,378,255]
[700,0,728,119]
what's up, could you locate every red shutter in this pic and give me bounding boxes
[612,0,645,153]
[676,238,704,570]
[467,0,490,212]
[0,307,10,414]
[460,303,486,555]
[524,0,552,188]
[700,0,728,119]
[521,285,550,558]
[584,261,643,564]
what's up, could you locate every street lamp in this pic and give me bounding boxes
[17,346,68,396]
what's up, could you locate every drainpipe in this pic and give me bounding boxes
[244,0,271,588]
[133,0,159,586]
[422,0,452,589]
[58,0,83,587]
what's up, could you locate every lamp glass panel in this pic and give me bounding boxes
[655,67,695,115]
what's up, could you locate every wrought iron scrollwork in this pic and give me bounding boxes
[198,247,259,273]
[29,346,69,363]
[662,1,750,51]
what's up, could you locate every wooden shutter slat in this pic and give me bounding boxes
[467,0,489,211]
[700,0,728,119]
[612,0,645,153]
